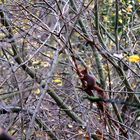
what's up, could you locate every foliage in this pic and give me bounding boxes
[128,55,140,63]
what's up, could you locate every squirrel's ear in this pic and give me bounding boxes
[84,67,88,72]
[81,67,88,74]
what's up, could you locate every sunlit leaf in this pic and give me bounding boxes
[126,5,133,13]
[128,55,140,63]
[34,88,40,94]
[53,79,62,86]
[67,124,73,128]
[119,19,123,24]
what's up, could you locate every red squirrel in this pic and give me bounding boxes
[80,69,128,137]
[80,68,107,99]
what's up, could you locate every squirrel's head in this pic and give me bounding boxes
[80,68,88,75]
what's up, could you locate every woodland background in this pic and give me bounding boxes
[0,0,140,140]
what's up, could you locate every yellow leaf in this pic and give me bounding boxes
[128,55,140,63]
[103,16,109,22]
[34,88,40,94]
[126,5,133,13]
[53,79,61,83]
[53,79,62,86]
[119,19,123,24]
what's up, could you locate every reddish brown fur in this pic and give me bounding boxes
[80,69,128,138]
[80,68,107,99]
